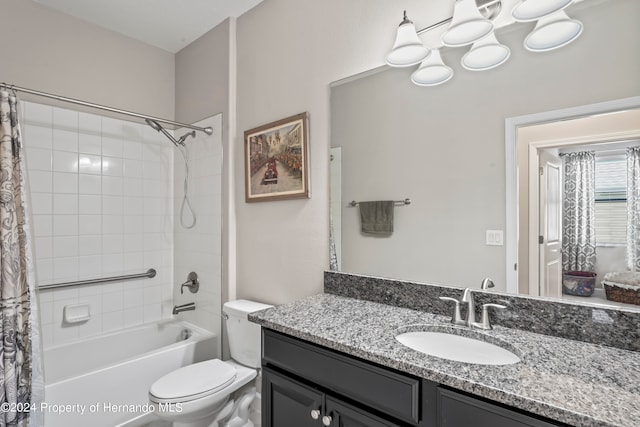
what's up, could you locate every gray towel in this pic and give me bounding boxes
[359,201,394,234]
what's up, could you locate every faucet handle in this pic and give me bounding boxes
[439,297,466,326]
[472,303,506,330]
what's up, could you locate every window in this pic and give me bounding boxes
[595,155,627,245]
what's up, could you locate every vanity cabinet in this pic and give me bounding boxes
[262,329,566,427]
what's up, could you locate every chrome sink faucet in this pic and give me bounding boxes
[440,279,505,330]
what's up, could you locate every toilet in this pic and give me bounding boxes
[149,299,273,427]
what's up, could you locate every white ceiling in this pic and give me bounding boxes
[32,0,263,53]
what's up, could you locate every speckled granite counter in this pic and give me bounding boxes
[249,293,640,427]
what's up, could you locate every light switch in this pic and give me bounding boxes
[486,230,504,246]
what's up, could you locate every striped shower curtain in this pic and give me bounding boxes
[628,146,640,271]
[0,90,44,427]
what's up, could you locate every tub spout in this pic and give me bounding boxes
[173,302,195,315]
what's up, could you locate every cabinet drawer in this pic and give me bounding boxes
[262,329,420,425]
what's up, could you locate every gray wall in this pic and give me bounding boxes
[1,0,174,119]
[330,0,640,290]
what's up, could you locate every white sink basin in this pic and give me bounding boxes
[396,330,521,365]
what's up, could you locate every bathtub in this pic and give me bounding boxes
[43,319,217,427]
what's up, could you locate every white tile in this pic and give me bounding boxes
[39,300,54,325]
[53,107,78,129]
[53,151,78,173]
[102,311,123,332]
[123,308,143,328]
[53,172,78,194]
[32,214,53,237]
[123,251,144,271]
[123,234,144,253]
[79,236,102,256]
[102,157,123,177]
[143,162,163,181]
[102,235,123,254]
[78,174,101,194]
[78,112,101,133]
[123,140,143,160]
[79,215,101,235]
[53,194,78,215]
[77,316,103,339]
[124,179,143,198]
[102,253,123,273]
[103,215,123,234]
[123,288,144,309]
[79,195,101,214]
[30,193,52,215]
[78,293,102,312]
[102,176,123,196]
[51,287,79,302]
[143,179,169,198]
[53,257,78,281]
[53,215,78,236]
[102,137,123,158]
[23,125,52,150]
[122,122,144,142]
[143,286,162,305]
[41,324,53,348]
[52,323,79,346]
[102,196,123,215]
[143,215,164,234]
[143,304,162,323]
[123,215,143,234]
[78,155,102,175]
[102,292,123,312]
[28,170,53,193]
[144,197,166,215]
[123,159,143,178]
[101,117,123,138]
[35,259,53,284]
[53,129,78,152]
[24,102,53,126]
[78,255,102,278]
[25,148,52,171]
[53,236,78,258]
[79,132,101,155]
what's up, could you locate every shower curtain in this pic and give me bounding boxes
[562,151,596,272]
[628,146,640,272]
[0,90,44,427]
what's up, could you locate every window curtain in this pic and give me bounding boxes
[0,90,44,427]
[627,146,640,271]
[562,151,596,272]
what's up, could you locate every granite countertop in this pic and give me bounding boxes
[249,293,640,427]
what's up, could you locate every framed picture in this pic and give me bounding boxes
[244,112,310,202]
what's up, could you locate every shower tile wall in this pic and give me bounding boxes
[172,115,223,355]
[22,101,174,348]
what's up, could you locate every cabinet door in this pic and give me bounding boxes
[325,396,404,427]
[263,367,323,427]
[438,388,563,427]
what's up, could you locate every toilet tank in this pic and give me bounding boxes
[223,299,273,368]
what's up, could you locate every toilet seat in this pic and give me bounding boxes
[149,359,237,404]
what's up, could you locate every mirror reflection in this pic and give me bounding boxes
[329,0,640,310]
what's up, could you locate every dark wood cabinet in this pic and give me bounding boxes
[262,328,566,427]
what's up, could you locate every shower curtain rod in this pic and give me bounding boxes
[0,82,213,135]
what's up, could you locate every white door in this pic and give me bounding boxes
[539,150,563,298]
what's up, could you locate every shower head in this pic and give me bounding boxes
[144,118,194,147]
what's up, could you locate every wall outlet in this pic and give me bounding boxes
[486,230,504,246]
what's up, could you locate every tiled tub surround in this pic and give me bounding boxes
[325,271,640,352]
[22,101,175,347]
[250,294,640,427]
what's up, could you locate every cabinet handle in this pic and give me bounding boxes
[322,415,333,426]
[310,409,320,420]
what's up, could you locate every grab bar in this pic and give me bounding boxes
[37,268,156,291]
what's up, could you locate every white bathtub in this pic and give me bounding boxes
[43,319,217,427]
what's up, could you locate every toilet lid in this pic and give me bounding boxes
[150,359,236,403]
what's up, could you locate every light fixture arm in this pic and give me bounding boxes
[416,0,502,36]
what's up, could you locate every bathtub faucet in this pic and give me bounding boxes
[173,302,196,315]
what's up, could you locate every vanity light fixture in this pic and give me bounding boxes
[442,0,494,47]
[411,49,454,86]
[386,0,582,87]
[461,33,511,71]
[523,10,583,52]
[386,11,431,67]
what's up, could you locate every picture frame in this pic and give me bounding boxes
[244,112,310,202]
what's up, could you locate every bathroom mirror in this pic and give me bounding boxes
[329,0,640,309]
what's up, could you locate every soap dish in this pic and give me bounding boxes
[64,304,91,324]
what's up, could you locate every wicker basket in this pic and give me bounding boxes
[602,272,640,306]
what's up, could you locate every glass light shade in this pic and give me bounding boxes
[411,50,454,86]
[461,33,511,71]
[386,21,430,67]
[511,0,574,22]
[442,0,494,47]
[524,11,583,52]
